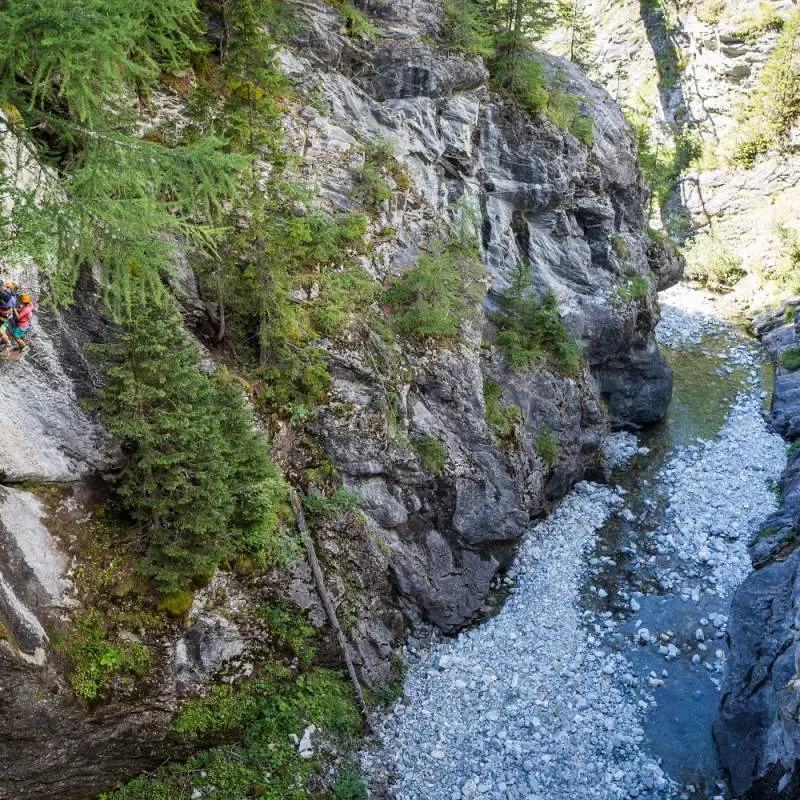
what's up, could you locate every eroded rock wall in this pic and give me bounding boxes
[551,0,800,308]
[283,0,678,634]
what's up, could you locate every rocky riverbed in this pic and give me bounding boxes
[363,286,787,800]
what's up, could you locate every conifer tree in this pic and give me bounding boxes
[556,0,596,71]
[0,0,245,317]
[101,313,286,593]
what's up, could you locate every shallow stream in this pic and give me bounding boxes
[364,287,786,800]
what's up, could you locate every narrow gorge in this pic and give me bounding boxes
[0,1,797,799]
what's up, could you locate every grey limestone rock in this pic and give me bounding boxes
[289,6,677,630]
[716,310,800,798]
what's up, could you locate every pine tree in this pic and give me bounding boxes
[0,0,203,128]
[556,0,596,71]
[100,313,286,593]
[441,0,494,57]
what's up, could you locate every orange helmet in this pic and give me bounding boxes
[20,294,32,304]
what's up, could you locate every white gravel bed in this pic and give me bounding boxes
[603,432,648,469]
[365,483,677,800]
[652,390,786,598]
[364,288,786,800]
[657,285,724,349]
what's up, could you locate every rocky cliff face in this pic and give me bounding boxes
[544,3,800,793]
[553,0,799,307]
[285,0,678,635]
[714,308,800,799]
[0,1,679,797]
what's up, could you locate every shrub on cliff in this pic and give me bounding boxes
[730,9,800,167]
[100,313,287,594]
[492,264,582,375]
[683,233,746,291]
[382,239,485,341]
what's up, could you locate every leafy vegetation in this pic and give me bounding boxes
[492,264,582,375]
[259,604,317,669]
[780,348,800,371]
[683,233,746,291]
[59,609,150,700]
[611,233,629,261]
[440,0,595,144]
[628,109,701,229]
[383,239,485,341]
[351,161,394,208]
[534,427,558,466]
[411,436,449,475]
[729,2,784,44]
[184,2,377,423]
[696,0,725,25]
[104,664,363,800]
[330,0,378,40]
[333,770,368,800]
[484,378,523,441]
[0,0,247,316]
[303,489,361,522]
[614,275,649,303]
[730,9,800,167]
[35,488,176,698]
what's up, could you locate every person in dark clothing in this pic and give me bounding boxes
[0,281,18,328]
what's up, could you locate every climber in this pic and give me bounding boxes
[0,280,18,328]
[0,293,35,352]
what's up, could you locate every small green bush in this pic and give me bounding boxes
[730,2,784,43]
[696,0,725,25]
[303,488,361,521]
[484,378,523,441]
[61,610,151,700]
[492,265,582,376]
[611,233,629,261]
[351,161,393,208]
[383,239,484,342]
[365,139,411,192]
[331,0,377,39]
[157,590,194,619]
[333,771,368,800]
[729,9,800,168]
[534,428,558,466]
[259,604,317,669]
[786,306,797,323]
[683,233,747,291]
[412,436,448,475]
[615,276,649,303]
[780,348,800,371]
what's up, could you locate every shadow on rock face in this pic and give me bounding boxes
[599,342,674,429]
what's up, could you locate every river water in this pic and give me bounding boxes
[363,287,787,800]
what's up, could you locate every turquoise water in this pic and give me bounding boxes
[584,327,773,798]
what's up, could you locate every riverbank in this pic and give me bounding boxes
[363,286,786,800]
